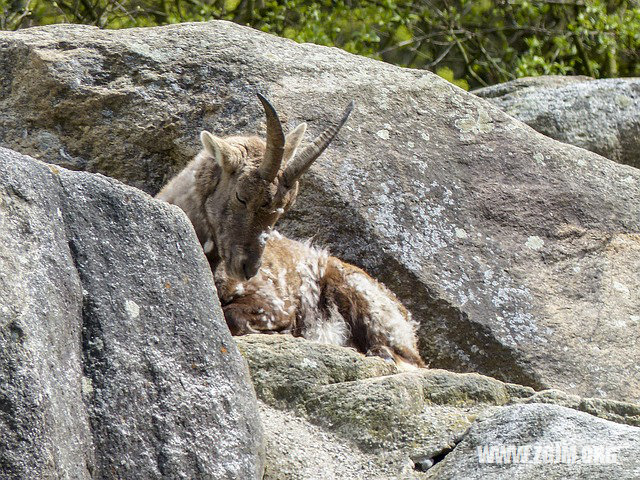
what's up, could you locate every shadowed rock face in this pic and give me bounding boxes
[0,22,639,402]
[0,148,264,479]
[475,76,640,169]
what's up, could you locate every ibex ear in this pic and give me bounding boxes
[200,131,240,172]
[283,123,307,163]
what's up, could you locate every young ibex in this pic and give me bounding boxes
[157,94,424,367]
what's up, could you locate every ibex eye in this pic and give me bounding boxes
[235,192,247,205]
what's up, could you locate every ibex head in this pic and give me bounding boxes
[196,94,353,281]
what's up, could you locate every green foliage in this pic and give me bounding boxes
[2,0,639,89]
[436,66,470,91]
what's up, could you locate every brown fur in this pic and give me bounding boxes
[321,258,425,367]
[215,234,424,367]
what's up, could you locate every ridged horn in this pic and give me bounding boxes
[282,101,354,188]
[257,93,285,182]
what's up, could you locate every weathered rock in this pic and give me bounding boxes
[239,335,640,479]
[237,335,515,477]
[0,148,264,479]
[473,75,593,97]
[259,402,418,480]
[235,333,397,412]
[427,403,640,479]
[1,22,639,402]
[475,76,640,168]
[513,388,640,427]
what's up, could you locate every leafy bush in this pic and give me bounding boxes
[2,0,639,89]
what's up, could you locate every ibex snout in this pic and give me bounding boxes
[227,247,263,281]
[241,257,262,280]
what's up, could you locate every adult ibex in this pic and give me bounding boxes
[157,94,424,367]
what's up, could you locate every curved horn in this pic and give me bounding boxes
[257,93,285,182]
[282,101,354,188]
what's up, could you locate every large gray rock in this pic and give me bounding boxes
[475,76,640,168]
[428,403,640,479]
[238,335,640,479]
[0,148,264,479]
[0,22,639,402]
